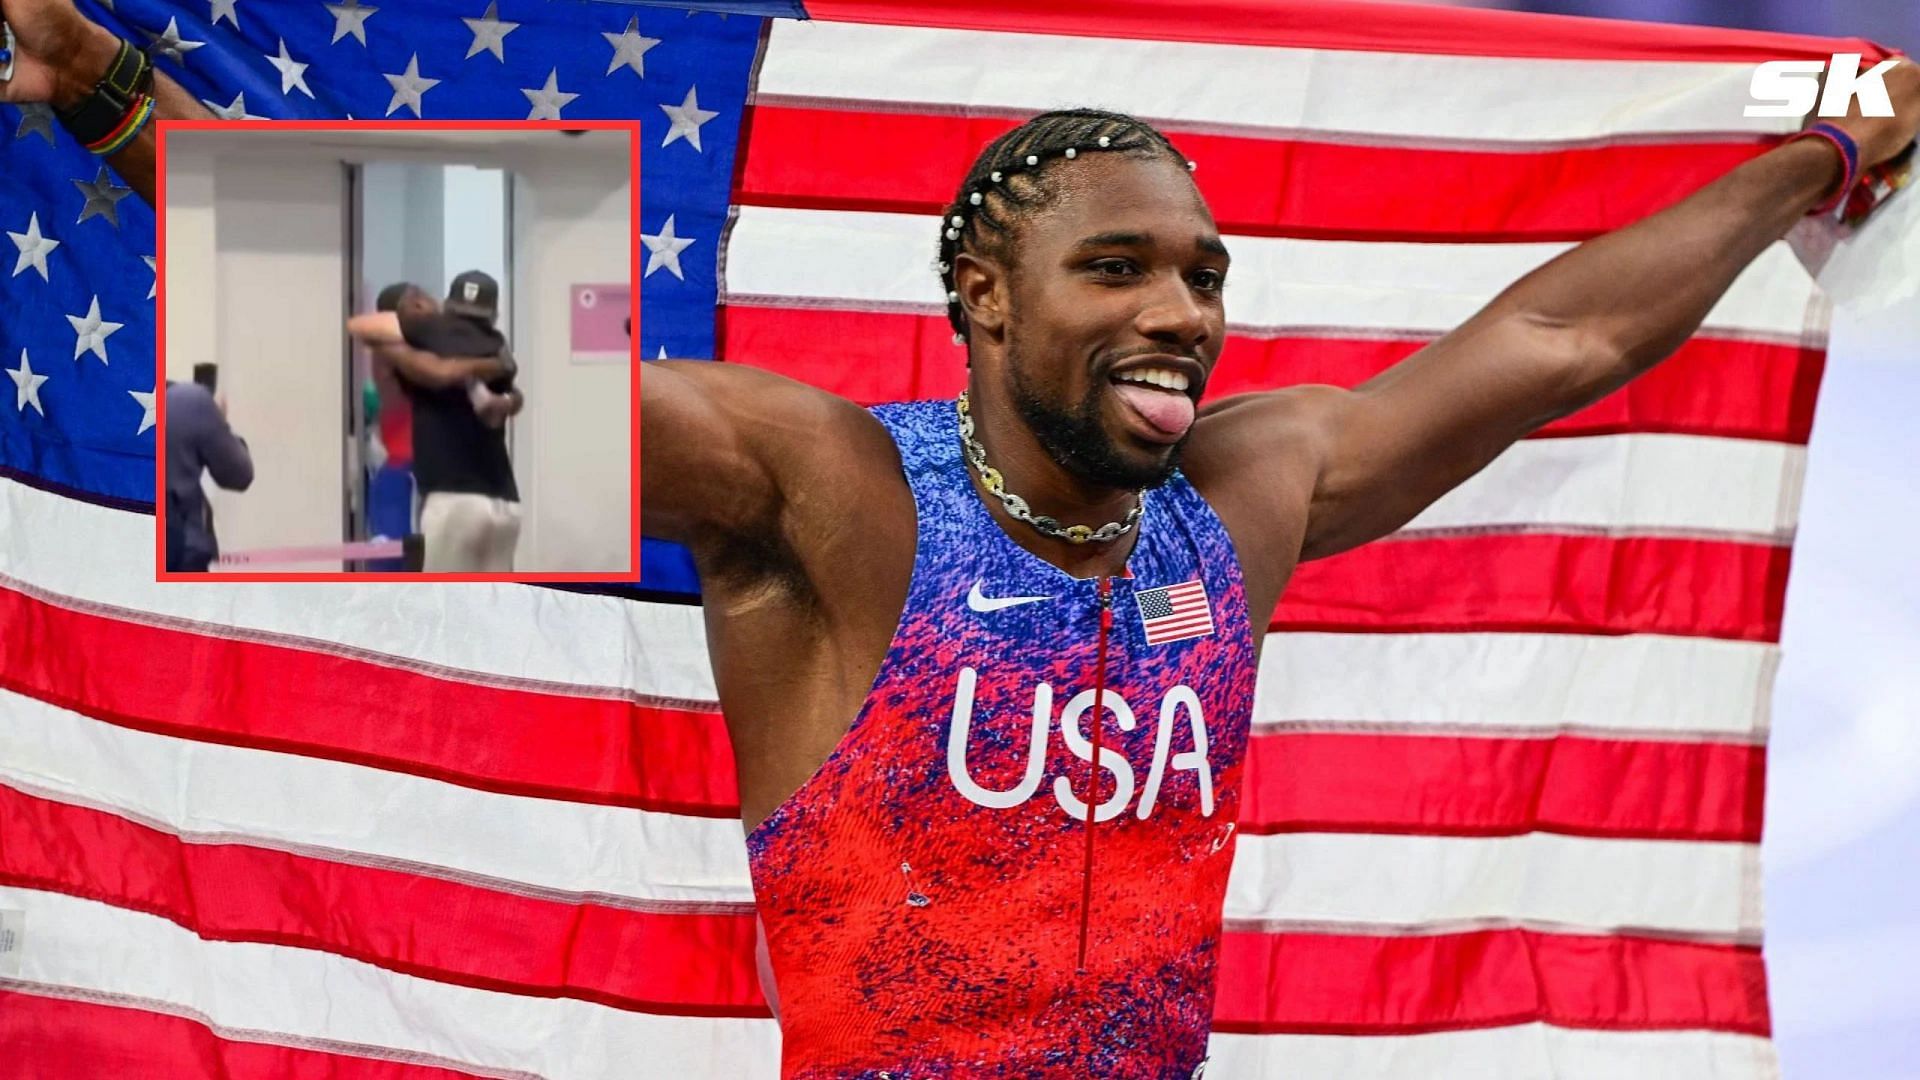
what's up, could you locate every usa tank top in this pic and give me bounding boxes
[745,398,1258,1079]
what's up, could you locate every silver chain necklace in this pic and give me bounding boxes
[956,390,1144,545]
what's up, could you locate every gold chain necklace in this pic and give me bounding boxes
[955,391,1144,545]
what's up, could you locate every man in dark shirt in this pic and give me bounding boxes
[164,380,253,572]
[350,273,523,571]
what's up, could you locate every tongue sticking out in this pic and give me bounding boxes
[1112,382,1197,439]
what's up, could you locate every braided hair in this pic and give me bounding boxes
[937,108,1193,344]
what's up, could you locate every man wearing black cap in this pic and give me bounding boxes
[348,270,524,571]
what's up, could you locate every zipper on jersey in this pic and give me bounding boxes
[1075,574,1115,974]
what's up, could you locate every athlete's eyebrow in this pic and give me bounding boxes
[1073,230,1153,251]
[1073,231,1229,261]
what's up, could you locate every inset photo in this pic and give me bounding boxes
[156,120,639,581]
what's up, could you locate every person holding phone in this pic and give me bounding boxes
[163,374,252,572]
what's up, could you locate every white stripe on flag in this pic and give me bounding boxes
[1204,1024,1781,1079]
[1404,433,1805,540]
[1257,631,1775,739]
[0,478,715,702]
[0,886,782,1080]
[0,690,753,906]
[762,21,1798,142]
[724,206,1822,341]
[1226,831,1762,941]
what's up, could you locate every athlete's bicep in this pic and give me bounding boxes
[640,360,858,547]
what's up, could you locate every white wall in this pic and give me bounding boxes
[162,154,214,386]
[504,142,633,574]
[210,158,348,561]
[164,141,346,564]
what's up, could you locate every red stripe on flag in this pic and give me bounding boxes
[801,0,1884,64]
[1278,534,1791,642]
[0,989,494,1080]
[741,104,1771,243]
[0,587,741,817]
[1216,336,1825,445]
[1242,732,1766,842]
[0,783,771,1017]
[1214,927,1770,1035]
[720,306,1822,444]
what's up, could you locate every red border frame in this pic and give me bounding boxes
[153,118,643,585]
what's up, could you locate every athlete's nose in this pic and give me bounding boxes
[1133,273,1212,355]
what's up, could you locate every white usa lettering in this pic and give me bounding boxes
[945,666,1215,820]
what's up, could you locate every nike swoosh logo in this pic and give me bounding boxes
[967,582,1055,613]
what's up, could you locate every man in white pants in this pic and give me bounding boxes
[350,273,523,571]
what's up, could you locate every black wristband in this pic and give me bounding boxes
[54,39,152,146]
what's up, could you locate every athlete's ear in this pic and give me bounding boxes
[952,252,1008,343]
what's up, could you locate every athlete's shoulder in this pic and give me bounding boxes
[1185,385,1348,484]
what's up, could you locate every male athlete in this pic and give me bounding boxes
[640,90,1920,1076]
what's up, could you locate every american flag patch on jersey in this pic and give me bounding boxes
[1136,579,1215,646]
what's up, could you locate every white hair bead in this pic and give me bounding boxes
[953,332,966,345]
[950,214,964,227]
[1064,147,1077,159]
[1098,136,1111,147]
[1187,160,1198,172]
[947,291,959,302]
[936,261,948,272]
[1025,155,1039,165]
[990,171,1002,182]
[969,192,983,206]
[945,227,959,240]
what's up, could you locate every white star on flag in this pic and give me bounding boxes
[144,255,158,300]
[383,54,439,117]
[660,86,719,152]
[8,212,60,281]
[324,0,376,45]
[209,0,240,29]
[641,214,695,280]
[202,91,253,120]
[463,1,519,61]
[130,389,157,435]
[7,349,48,416]
[143,17,207,64]
[603,17,661,77]
[268,38,315,98]
[522,70,579,120]
[66,296,124,364]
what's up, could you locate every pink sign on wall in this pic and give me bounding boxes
[570,283,632,364]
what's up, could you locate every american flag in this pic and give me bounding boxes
[1137,578,1216,646]
[0,0,1887,1076]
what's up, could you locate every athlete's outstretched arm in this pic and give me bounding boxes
[640,361,882,550]
[1277,60,1920,563]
